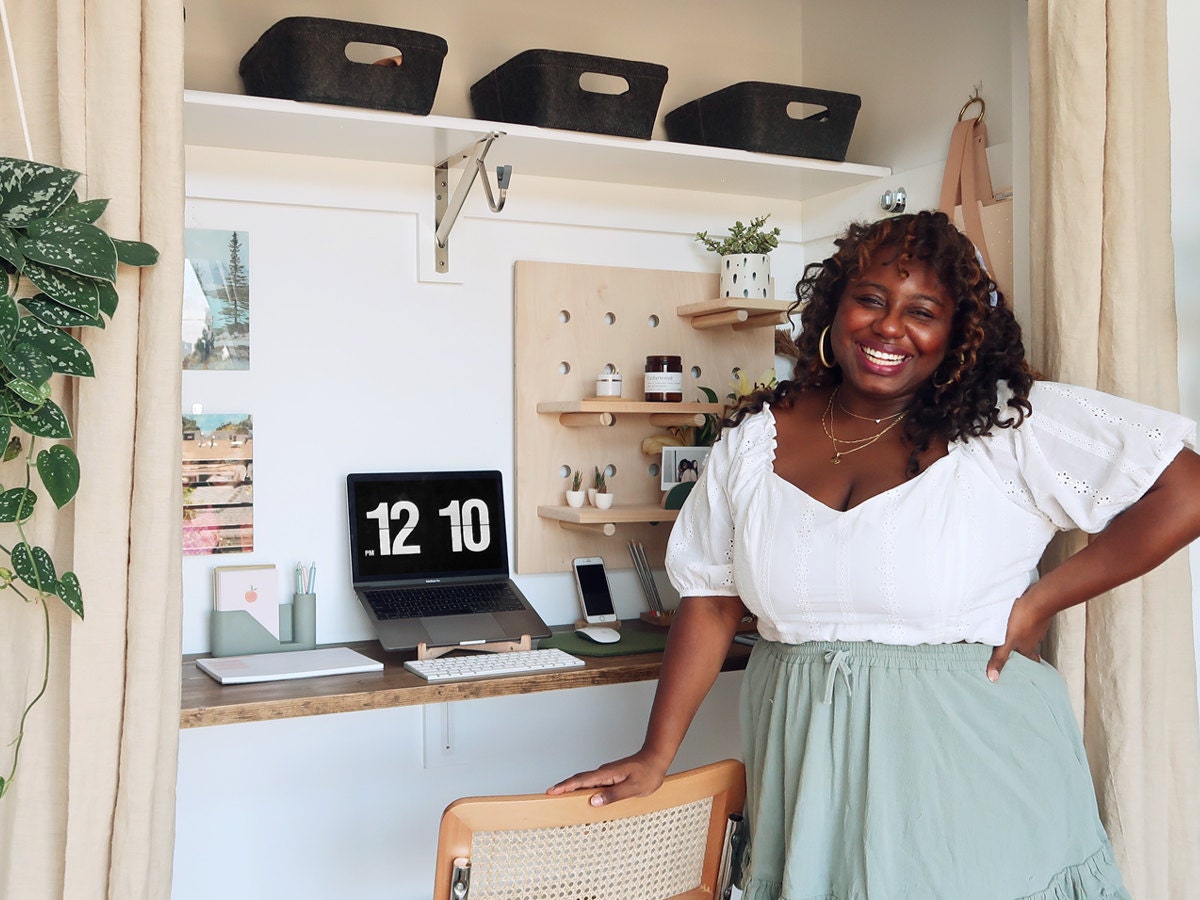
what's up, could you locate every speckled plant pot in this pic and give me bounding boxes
[720,253,770,299]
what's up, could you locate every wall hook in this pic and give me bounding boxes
[433,131,512,273]
[879,186,907,214]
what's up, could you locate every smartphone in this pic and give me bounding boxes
[572,556,618,625]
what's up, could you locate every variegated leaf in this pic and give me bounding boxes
[0,225,23,270]
[16,398,70,439]
[0,340,54,385]
[18,316,94,377]
[20,220,118,282]
[0,159,80,226]
[57,571,83,618]
[0,487,37,523]
[0,294,19,346]
[5,376,48,405]
[19,293,105,329]
[21,260,102,317]
[96,281,117,319]
[53,198,108,225]
[37,444,79,508]
[113,239,159,267]
[10,541,58,595]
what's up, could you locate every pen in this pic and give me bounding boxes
[295,563,304,594]
[308,562,317,594]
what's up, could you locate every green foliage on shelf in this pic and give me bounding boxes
[694,214,781,256]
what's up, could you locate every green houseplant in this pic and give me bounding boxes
[0,156,158,798]
[695,214,781,302]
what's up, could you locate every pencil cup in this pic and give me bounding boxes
[292,593,317,646]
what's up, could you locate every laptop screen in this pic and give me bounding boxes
[347,471,510,584]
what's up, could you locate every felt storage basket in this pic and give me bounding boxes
[664,82,861,161]
[470,49,668,139]
[239,17,448,115]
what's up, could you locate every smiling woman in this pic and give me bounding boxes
[549,210,1200,900]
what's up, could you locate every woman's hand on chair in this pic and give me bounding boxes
[547,751,668,807]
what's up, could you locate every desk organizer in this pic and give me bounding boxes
[211,593,317,658]
[470,49,668,139]
[239,17,448,114]
[664,82,861,161]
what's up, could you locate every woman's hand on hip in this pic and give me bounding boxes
[987,591,1052,682]
[546,752,668,807]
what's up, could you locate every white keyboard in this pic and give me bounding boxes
[404,648,586,683]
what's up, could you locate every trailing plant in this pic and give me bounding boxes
[0,156,158,799]
[695,214,781,256]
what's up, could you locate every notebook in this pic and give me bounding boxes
[346,470,551,652]
[196,646,383,684]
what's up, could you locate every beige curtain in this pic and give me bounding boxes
[1029,0,1200,896]
[0,2,183,898]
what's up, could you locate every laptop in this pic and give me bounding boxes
[346,470,551,652]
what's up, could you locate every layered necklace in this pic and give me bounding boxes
[821,387,908,465]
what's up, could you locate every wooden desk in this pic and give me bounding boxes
[181,621,753,729]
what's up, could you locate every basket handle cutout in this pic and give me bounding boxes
[342,41,403,66]
[578,72,630,96]
[786,101,831,123]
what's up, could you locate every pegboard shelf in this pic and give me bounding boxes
[677,298,794,331]
[537,400,723,415]
[538,504,680,528]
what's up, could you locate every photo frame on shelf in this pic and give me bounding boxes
[661,446,711,491]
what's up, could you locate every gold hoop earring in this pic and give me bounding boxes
[818,325,836,369]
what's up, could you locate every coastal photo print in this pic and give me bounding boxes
[183,228,251,370]
[182,413,254,555]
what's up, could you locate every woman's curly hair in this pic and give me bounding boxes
[731,210,1036,477]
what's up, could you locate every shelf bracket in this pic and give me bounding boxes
[434,131,511,274]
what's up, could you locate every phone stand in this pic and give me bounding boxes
[574,619,622,631]
[415,633,532,661]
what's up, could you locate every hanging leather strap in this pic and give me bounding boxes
[938,115,997,273]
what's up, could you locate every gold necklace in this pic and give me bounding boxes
[836,396,906,425]
[822,387,908,465]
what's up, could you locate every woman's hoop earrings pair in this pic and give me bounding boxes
[819,325,836,369]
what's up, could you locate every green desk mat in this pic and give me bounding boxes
[540,627,669,657]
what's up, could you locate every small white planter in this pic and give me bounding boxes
[594,492,614,510]
[565,489,586,508]
[720,253,771,300]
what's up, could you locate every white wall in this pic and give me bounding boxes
[173,2,1025,898]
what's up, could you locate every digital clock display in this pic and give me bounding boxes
[347,471,509,582]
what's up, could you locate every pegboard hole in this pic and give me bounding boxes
[647,314,660,327]
[559,309,571,324]
[604,464,617,479]
[559,361,571,375]
[602,362,619,374]
[648,463,660,478]
[603,311,617,326]
[558,464,571,479]
[690,366,702,379]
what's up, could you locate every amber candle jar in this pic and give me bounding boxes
[644,355,683,402]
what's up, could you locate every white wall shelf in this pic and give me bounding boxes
[183,90,891,201]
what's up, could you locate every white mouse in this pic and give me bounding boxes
[575,626,621,644]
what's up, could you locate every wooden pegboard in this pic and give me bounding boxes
[513,261,778,574]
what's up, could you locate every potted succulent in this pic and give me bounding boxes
[593,466,614,510]
[695,213,781,300]
[565,469,586,508]
[0,156,158,799]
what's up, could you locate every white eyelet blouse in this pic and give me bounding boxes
[665,381,1197,646]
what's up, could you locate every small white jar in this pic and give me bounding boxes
[595,371,623,397]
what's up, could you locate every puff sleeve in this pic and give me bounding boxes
[964,381,1197,534]
[665,427,740,597]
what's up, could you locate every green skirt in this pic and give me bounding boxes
[738,640,1130,900]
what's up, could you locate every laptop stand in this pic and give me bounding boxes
[415,633,533,662]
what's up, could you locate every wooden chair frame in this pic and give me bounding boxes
[433,758,747,900]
